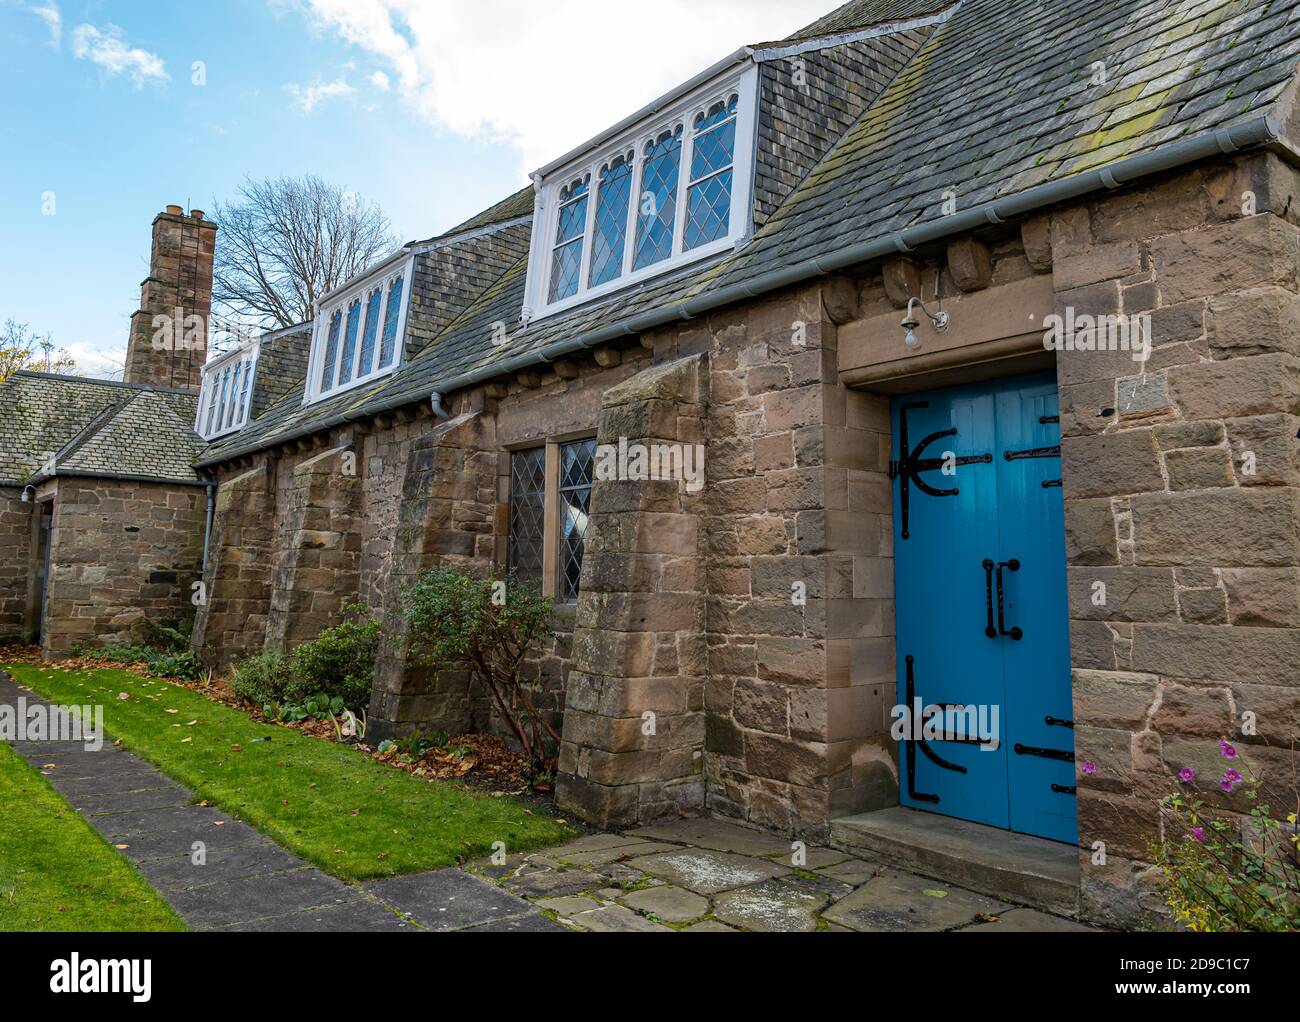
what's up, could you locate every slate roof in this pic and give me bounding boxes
[0,372,204,486]
[198,0,1300,468]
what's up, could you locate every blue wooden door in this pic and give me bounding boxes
[891,372,1077,844]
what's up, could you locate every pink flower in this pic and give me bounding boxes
[1219,739,1238,760]
[1178,768,1196,783]
[1081,760,1096,776]
[1189,826,1206,843]
[1224,768,1242,785]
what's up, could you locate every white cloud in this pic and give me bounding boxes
[70,23,169,85]
[297,0,831,171]
[284,76,355,113]
[369,69,390,91]
[29,1,61,46]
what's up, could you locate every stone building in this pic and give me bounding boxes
[8,0,1300,928]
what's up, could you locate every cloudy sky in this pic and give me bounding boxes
[0,0,832,377]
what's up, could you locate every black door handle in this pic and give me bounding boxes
[996,559,1023,640]
[982,559,996,638]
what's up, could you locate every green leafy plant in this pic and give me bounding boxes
[82,645,204,681]
[231,651,295,706]
[1152,738,1300,932]
[282,603,379,709]
[403,569,557,769]
[230,604,379,713]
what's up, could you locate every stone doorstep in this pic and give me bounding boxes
[829,807,1080,918]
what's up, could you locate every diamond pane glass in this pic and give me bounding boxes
[358,288,382,379]
[204,375,220,435]
[558,439,595,603]
[633,128,682,271]
[319,309,342,392]
[589,157,632,287]
[691,117,736,181]
[378,276,403,369]
[685,168,733,251]
[549,238,584,303]
[338,301,362,386]
[509,448,546,585]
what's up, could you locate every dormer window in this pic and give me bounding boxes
[196,343,258,441]
[306,254,413,404]
[524,63,757,322]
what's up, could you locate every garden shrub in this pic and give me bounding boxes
[229,604,379,712]
[230,651,294,705]
[283,603,379,708]
[403,569,556,769]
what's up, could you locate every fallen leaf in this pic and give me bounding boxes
[42,764,55,770]
[922,889,949,899]
[117,693,129,701]
[114,844,129,850]
[230,744,242,752]
[185,720,197,727]
[180,737,192,744]
[350,808,361,816]
[165,708,178,714]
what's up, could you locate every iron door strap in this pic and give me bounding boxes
[903,654,969,807]
[1014,743,1075,763]
[996,559,1023,640]
[891,402,991,540]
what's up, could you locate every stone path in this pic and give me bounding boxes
[5,673,1094,933]
[1,673,562,932]
[469,818,1097,932]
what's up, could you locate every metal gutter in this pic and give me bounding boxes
[196,113,1288,470]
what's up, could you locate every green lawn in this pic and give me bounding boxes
[5,664,571,880]
[0,742,186,932]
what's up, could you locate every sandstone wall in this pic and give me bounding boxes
[0,487,34,643]
[43,478,205,656]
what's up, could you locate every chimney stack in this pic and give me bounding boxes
[122,205,218,391]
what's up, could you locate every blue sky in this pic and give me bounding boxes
[0,0,830,377]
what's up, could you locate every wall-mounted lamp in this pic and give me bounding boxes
[901,296,949,349]
[19,485,36,503]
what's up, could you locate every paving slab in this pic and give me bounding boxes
[619,885,710,923]
[213,899,416,932]
[108,820,267,862]
[537,896,604,916]
[366,868,544,931]
[501,864,604,899]
[712,879,828,932]
[683,920,739,932]
[169,868,364,930]
[815,859,882,886]
[461,913,569,932]
[88,804,235,839]
[627,818,793,858]
[65,786,193,814]
[568,904,673,932]
[823,870,1010,932]
[780,870,855,900]
[135,840,305,892]
[626,848,791,894]
[958,908,1095,932]
[551,840,675,867]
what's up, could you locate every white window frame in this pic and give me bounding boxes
[522,63,758,323]
[195,341,260,441]
[304,254,414,405]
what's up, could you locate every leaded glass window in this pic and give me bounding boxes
[589,152,634,288]
[509,448,546,585]
[633,127,682,271]
[378,275,403,369]
[320,309,342,392]
[338,299,362,386]
[548,175,590,303]
[684,95,737,251]
[236,358,252,422]
[224,361,243,429]
[358,287,382,379]
[558,439,595,603]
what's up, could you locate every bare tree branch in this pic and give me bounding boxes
[211,175,397,330]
